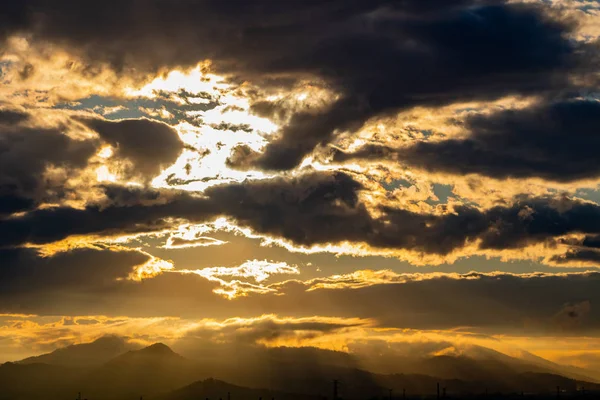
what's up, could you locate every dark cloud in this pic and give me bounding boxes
[0,114,97,215]
[78,117,183,180]
[229,2,584,170]
[2,1,593,171]
[6,171,600,262]
[0,247,149,312]
[551,234,600,264]
[337,100,600,182]
[184,316,364,345]
[0,186,214,248]
[0,110,186,215]
[8,257,600,335]
[205,173,600,257]
[551,249,600,265]
[259,272,600,334]
[542,300,593,333]
[0,109,30,125]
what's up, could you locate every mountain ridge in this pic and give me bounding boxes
[3,340,599,399]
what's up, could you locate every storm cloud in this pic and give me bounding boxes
[3,171,600,266]
[2,1,595,170]
[78,117,184,180]
[336,99,600,182]
[0,110,97,215]
[0,110,189,216]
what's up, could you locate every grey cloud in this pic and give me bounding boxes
[0,185,214,248]
[0,247,149,313]
[335,99,600,182]
[2,1,595,171]
[0,113,97,215]
[78,117,184,180]
[257,271,600,334]
[6,171,600,262]
[0,111,186,216]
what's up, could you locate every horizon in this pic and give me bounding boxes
[1,1,600,398]
[7,337,600,399]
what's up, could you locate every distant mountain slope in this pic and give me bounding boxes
[3,341,600,400]
[155,378,322,400]
[78,343,205,399]
[19,335,137,368]
[0,362,82,400]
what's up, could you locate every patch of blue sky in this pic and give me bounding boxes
[575,187,600,205]
[54,93,218,124]
[380,178,412,192]
[425,183,454,206]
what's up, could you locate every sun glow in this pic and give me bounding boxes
[126,63,229,99]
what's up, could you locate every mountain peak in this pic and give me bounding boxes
[18,335,136,367]
[140,343,175,355]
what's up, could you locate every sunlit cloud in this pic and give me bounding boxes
[182,259,299,283]
[176,259,300,299]
[152,123,273,191]
[125,63,229,99]
[276,269,599,292]
[127,253,175,281]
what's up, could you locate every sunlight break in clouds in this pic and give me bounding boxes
[3,1,600,395]
[176,260,300,299]
[182,259,300,283]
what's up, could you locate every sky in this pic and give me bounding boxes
[2,0,600,373]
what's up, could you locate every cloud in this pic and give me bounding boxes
[8,170,600,267]
[164,236,226,249]
[176,259,300,298]
[0,109,189,216]
[335,99,600,182]
[228,2,589,170]
[0,185,214,248]
[181,314,371,347]
[253,270,600,334]
[552,300,592,332]
[77,117,184,181]
[0,247,150,307]
[0,108,98,214]
[2,1,596,170]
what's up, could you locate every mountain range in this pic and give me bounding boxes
[1,337,598,400]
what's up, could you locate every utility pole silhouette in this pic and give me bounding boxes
[402,388,405,400]
[228,392,231,400]
[333,379,339,400]
[388,388,392,400]
[556,385,560,399]
[436,383,440,400]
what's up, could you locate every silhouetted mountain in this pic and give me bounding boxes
[18,335,138,368]
[156,378,322,400]
[0,362,82,399]
[3,340,600,400]
[353,343,600,384]
[515,348,600,383]
[78,343,202,399]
